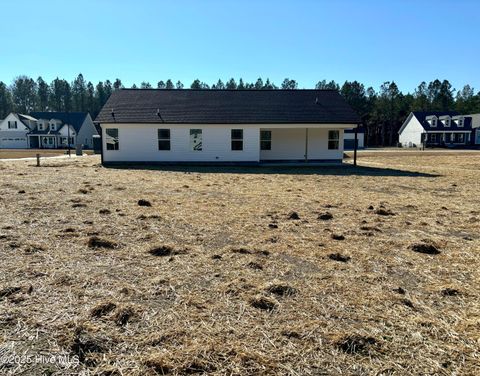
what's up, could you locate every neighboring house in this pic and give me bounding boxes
[0,112,98,149]
[29,112,98,149]
[94,89,360,165]
[467,113,480,145]
[398,111,474,148]
[344,127,365,149]
[0,113,37,148]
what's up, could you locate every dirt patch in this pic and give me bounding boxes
[442,288,460,296]
[90,302,117,318]
[113,306,135,326]
[266,283,297,297]
[328,253,351,262]
[318,212,333,220]
[149,245,186,257]
[410,242,441,255]
[331,234,345,241]
[287,211,300,220]
[138,199,152,207]
[336,335,378,355]
[249,296,277,311]
[375,208,395,216]
[0,286,22,300]
[87,236,118,249]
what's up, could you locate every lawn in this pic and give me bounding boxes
[0,152,479,375]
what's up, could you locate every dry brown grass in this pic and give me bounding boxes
[0,149,94,159]
[0,151,479,375]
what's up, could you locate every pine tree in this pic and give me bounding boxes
[72,74,87,112]
[11,76,37,113]
[166,79,174,89]
[0,82,13,118]
[175,81,184,89]
[36,76,50,111]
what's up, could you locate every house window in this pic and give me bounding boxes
[106,128,119,150]
[8,121,17,129]
[190,129,202,151]
[458,119,464,127]
[38,123,44,131]
[444,119,450,127]
[431,118,437,127]
[260,130,272,150]
[429,133,438,143]
[231,129,243,151]
[457,133,465,143]
[158,129,171,150]
[328,130,340,150]
[445,133,451,143]
[50,123,56,131]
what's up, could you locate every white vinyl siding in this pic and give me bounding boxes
[103,124,260,162]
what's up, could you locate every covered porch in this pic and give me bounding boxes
[28,135,76,149]
[258,124,356,164]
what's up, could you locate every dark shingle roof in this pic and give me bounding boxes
[30,112,89,133]
[412,111,472,131]
[95,89,360,124]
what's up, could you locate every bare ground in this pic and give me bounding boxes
[0,152,479,375]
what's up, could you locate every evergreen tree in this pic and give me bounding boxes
[72,73,87,112]
[86,82,95,113]
[263,78,277,89]
[36,76,50,111]
[95,81,107,115]
[237,78,245,90]
[281,78,297,90]
[113,79,123,90]
[455,85,475,113]
[212,79,225,89]
[413,82,429,111]
[175,81,184,89]
[0,82,13,118]
[165,79,174,89]
[315,80,340,90]
[254,78,264,90]
[157,80,166,89]
[104,80,113,100]
[49,78,71,111]
[11,76,37,113]
[140,81,152,89]
[226,78,237,89]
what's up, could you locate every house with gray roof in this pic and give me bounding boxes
[95,89,360,165]
[398,111,476,148]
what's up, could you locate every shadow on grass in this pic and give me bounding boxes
[105,163,440,178]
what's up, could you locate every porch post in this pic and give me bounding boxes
[304,128,309,162]
[354,126,358,167]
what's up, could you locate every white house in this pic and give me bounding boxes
[398,111,474,148]
[0,113,37,148]
[94,89,360,165]
[344,128,365,149]
[467,113,480,145]
[0,112,98,149]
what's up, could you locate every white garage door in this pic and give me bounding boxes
[0,137,28,149]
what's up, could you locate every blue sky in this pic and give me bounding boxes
[1,0,479,93]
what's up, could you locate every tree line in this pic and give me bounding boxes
[1,74,479,146]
